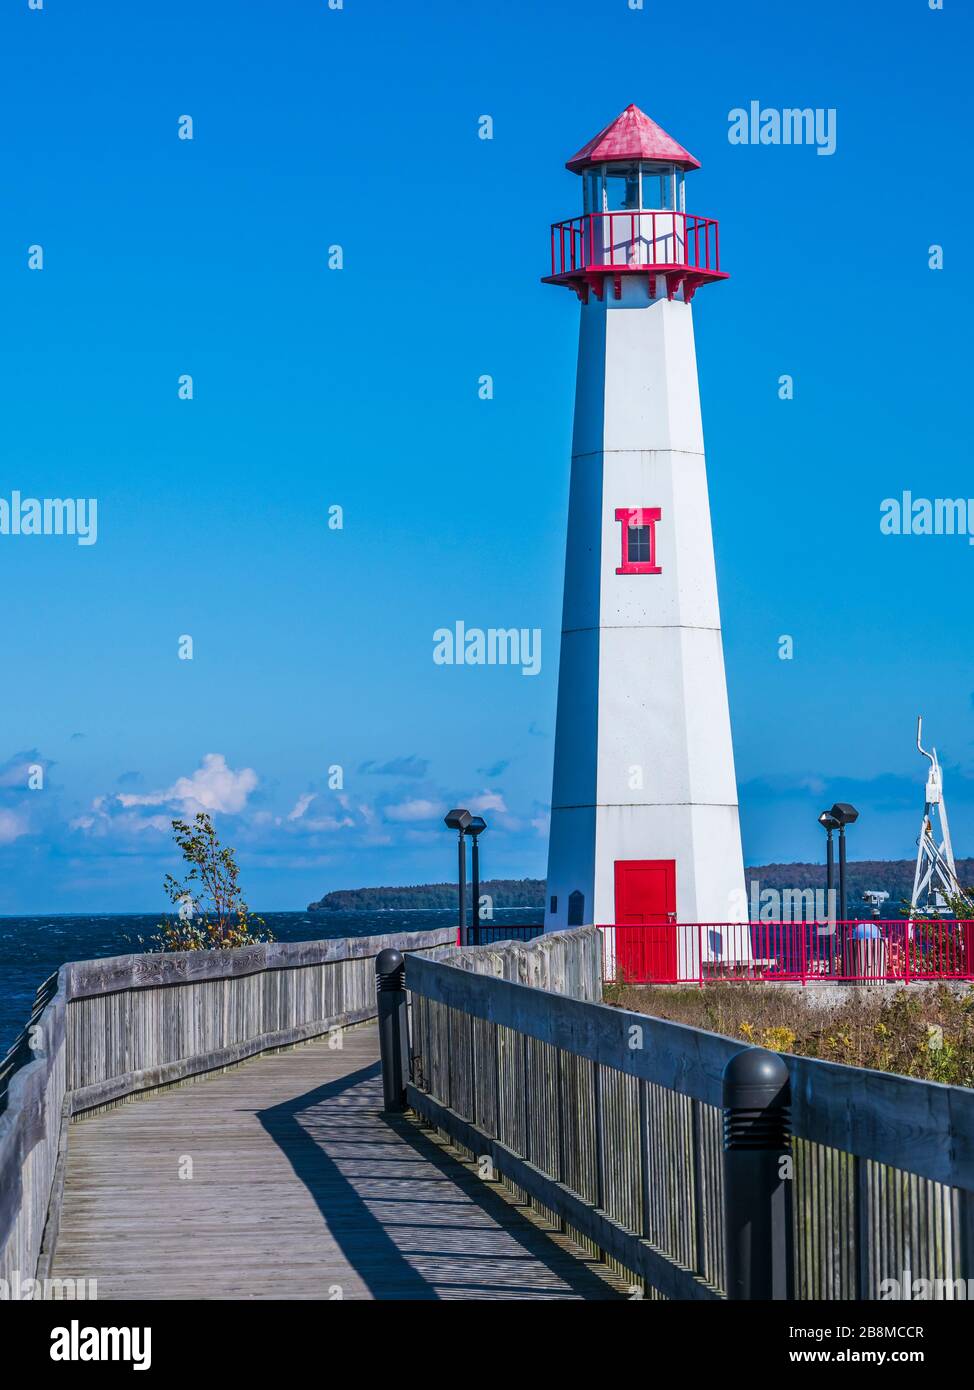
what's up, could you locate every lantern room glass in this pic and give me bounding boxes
[604,164,641,212]
[583,163,684,214]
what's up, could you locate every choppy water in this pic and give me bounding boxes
[0,908,542,1057]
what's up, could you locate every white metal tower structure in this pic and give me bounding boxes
[541,104,746,980]
[912,716,969,912]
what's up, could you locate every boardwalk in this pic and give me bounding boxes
[51,1024,624,1300]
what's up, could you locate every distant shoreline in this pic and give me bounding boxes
[4,857,967,919]
[308,859,973,913]
[0,904,541,921]
[310,904,540,913]
[307,878,547,912]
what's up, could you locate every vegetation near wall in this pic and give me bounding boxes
[605,982,974,1085]
[152,813,271,952]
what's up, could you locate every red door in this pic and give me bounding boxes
[614,859,677,982]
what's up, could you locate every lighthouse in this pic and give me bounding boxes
[542,104,746,979]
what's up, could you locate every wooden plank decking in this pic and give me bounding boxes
[51,1024,625,1300]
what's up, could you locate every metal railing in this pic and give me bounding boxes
[549,210,721,278]
[403,928,974,1300]
[464,922,545,946]
[598,920,974,985]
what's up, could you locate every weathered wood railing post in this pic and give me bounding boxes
[375,949,408,1113]
[722,1048,794,1300]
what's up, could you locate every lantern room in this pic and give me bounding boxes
[543,103,727,303]
[581,163,686,216]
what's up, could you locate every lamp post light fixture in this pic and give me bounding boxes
[464,816,487,946]
[829,803,860,925]
[818,811,840,908]
[444,809,471,946]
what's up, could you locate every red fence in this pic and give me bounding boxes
[549,211,721,278]
[597,920,974,986]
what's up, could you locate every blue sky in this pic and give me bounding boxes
[0,0,971,912]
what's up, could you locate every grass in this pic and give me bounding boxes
[602,982,974,1085]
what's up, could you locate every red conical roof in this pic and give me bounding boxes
[566,103,701,173]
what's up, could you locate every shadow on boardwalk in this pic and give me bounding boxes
[51,1030,622,1299]
[258,1059,622,1300]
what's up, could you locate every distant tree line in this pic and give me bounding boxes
[308,878,546,911]
[308,860,973,914]
[745,859,974,909]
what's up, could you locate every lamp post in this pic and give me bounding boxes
[818,811,840,974]
[464,816,487,946]
[830,802,860,976]
[444,809,471,945]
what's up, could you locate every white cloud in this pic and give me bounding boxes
[298,812,356,832]
[280,790,356,834]
[384,798,441,823]
[117,753,258,816]
[470,790,507,814]
[70,808,171,838]
[0,809,28,844]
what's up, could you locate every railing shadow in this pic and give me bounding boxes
[257,1059,620,1300]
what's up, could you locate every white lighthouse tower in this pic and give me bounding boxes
[542,104,746,979]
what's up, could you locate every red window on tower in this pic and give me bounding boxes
[615,507,662,575]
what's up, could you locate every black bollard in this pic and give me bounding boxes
[722,1047,794,1300]
[375,948,408,1113]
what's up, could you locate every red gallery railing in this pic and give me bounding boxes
[597,920,974,986]
[548,210,722,280]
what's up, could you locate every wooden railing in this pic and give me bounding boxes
[406,928,974,1300]
[0,972,67,1300]
[0,927,456,1289]
[9,922,973,1301]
